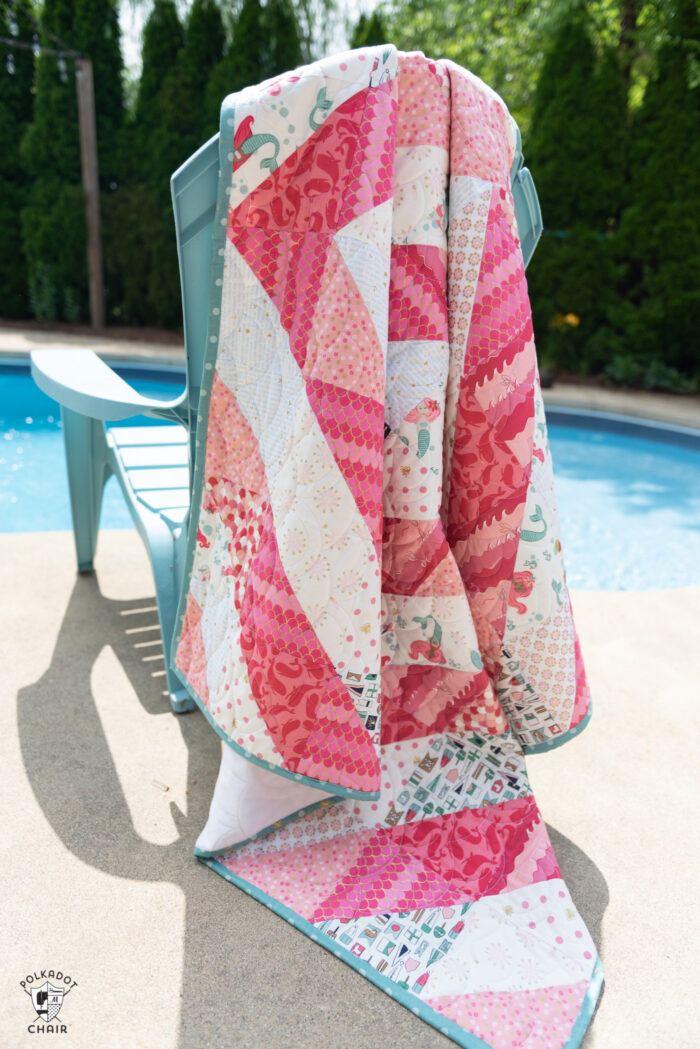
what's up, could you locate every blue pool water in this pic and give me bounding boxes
[544,408,700,590]
[2,362,700,591]
[0,362,184,533]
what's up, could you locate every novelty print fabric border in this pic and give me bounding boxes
[173,46,602,1049]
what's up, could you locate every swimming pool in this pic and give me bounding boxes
[2,361,700,591]
[1,361,184,533]
[544,407,700,590]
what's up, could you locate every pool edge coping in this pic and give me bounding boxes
[542,383,700,431]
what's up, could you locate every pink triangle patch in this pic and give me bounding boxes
[425,980,590,1049]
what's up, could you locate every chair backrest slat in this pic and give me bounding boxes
[170,133,220,475]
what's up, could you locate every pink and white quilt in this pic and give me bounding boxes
[173,45,602,1049]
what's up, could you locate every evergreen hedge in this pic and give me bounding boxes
[105,0,304,329]
[3,0,699,393]
[0,0,35,317]
[604,0,700,389]
[20,0,83,320]
[526,2,699,391]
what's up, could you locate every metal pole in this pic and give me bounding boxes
[75,57,104,329]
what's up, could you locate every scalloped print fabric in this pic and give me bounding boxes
[173,46,602,1049]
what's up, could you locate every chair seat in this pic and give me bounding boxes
[103,422,194,712]
[107,425,190,529]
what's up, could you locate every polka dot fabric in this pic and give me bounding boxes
[425,982,589,1048]
[395,52,450,151]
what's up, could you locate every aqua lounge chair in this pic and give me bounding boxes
[30,125,542,716]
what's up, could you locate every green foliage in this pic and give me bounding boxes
[527,6,626,230]
[0,0,35,317]
[205,0,268,132]
[205,0,303,129]
[113,0,305,328]
[113,0,186,327]
[350,10,388,49]
[382,0,699,387]
[386,0,561,136]
[385,0,681,136]
[0,0,34,131]
[134,0,184,131]
[581,44,627,226]
[6,0,698,394]
[528,225,620,375]
[265,0,304,74]
[525,6,630,378]
[101,182,181,326]
[601,354,695,393]
[17,0,123,321]
[20,0,85,319]
[157,0,226,186]
[600,353,642,387]
[21,179,86,321]
[527,8,596,229]
[21,0,80,182]
[74,0,124,181]
[641,359,694,395]
[186,0,228,84]
[293,0,336,62]
[609,0,700,380]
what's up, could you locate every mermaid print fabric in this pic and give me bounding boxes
[173,46,602,1049]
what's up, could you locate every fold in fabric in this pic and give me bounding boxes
[173,46,601,1049]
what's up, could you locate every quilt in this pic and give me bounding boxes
[173,45,602,1049]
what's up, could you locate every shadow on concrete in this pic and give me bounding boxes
[17,571,608,1049]
[546,826,608,1047]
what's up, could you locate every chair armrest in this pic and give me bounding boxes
[30,349,183,422]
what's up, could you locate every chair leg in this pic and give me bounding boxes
[61,408,111,574]
[147,517,196,714]
[167,519,196,713]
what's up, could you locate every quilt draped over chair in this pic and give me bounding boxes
[173,45,602,1049]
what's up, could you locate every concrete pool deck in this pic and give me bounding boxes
[2,326,699,1047]
[2,532,698,1048]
